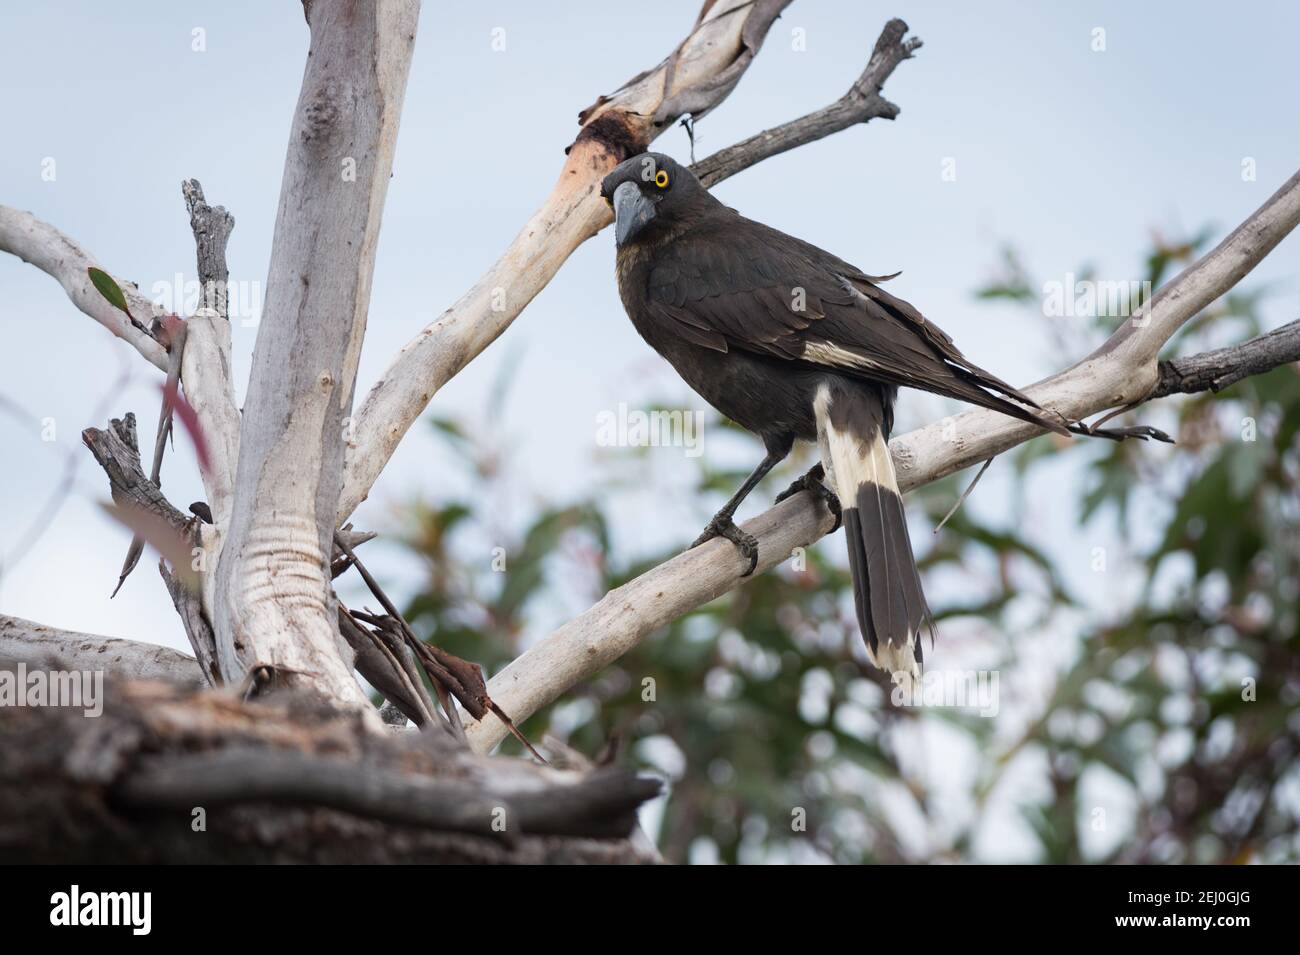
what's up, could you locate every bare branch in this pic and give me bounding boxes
[82,411,220,677]
[0,614,201,686]
[889,168,1300,492]
[81,413,190,532]
[182,179,235,317]
[465,167,1300,752]
[1150,317,1300,399]
[179,180,241,525]
[0,206,167,370]
[692,18,921,187]
[337,606,437,728]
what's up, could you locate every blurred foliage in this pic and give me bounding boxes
[395,228,1298,864]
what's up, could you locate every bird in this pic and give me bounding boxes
[599,151,1076,681]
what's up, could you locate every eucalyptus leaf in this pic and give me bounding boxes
[87,266,132,318]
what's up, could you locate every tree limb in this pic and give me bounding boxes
[0,206,168,370]
[81,413,190,532]
[179,179,241,527]
[692,17,921,187]
[1150,317,1300,399]
[465,166,1300,752]
[0,614,201,686]
[82,411,220,680]
[160,558,221,686]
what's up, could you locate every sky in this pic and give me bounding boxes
[1,1,1298,857]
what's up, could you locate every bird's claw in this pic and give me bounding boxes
[775,465,843,532]
[1096,424,1175,443]
[1069,421,1175,444]
[691,514,759,576]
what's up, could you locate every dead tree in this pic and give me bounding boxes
[1,1,1297,861]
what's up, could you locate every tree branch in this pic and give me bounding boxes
[692,17,921,187]
[0,614,201,686]
[179,179,241,527]
[82,411,221,680]
[1150,317,1300,399]
[0,206,168,369]
[338,3,916,524]
[464,166,1300,752]
[81,413,190,531]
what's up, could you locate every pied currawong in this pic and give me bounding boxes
[600,152,1074,680]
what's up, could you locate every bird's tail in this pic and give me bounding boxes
[815,382,931,681]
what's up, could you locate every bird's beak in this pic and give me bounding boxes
[612,181,655,247]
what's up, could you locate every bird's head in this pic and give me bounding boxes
[600,152,706,247]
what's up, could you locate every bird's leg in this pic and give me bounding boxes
[690,450,785,575]
[774,463,842,532]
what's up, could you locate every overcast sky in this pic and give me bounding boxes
[2,6,1297,850]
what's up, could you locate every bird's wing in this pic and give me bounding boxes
[644,218,1068,432]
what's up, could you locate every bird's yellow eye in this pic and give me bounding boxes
[655,170,670,189]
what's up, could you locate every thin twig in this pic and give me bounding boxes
[333,531,543,759]
[934,457,993,534]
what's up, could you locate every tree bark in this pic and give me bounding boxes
[0,680,659,864]
[0,615,200,686]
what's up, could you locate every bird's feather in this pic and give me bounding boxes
[816,382,929,681]
[644,215,1070,435]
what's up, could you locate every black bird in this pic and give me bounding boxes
[600,152,1075,680]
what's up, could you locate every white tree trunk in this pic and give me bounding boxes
[213,0,421,707]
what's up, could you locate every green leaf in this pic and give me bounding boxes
[87,267,132,318]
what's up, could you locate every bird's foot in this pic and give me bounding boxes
[775,464,843,532]
[690,512,759,576]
